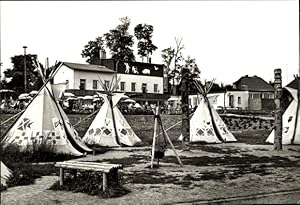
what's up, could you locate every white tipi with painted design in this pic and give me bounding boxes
[179,80,237,143]
[82,77,141,147]
[1,82,92,156]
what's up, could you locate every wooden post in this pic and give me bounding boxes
[59,168,64,186]
[158,116,183,167]
[180,68,190,151]
[103,173,108,192]
[274,68,283,150]
[151,107,159,168]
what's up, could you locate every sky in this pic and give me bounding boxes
[0,1,299,86]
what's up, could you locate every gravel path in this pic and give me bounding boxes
[1,144,300,205]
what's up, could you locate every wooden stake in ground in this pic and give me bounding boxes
[274,68,283,150]
[180,68,190,151]
[150,107,159,169]
[150,107,183,168]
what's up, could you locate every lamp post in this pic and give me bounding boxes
[23,46,27,93]
[115,60,119,91]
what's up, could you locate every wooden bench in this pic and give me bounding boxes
[55,161,123,192]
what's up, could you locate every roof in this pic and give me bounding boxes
[63,62,115,73]
[286,77,299,90]
[99,59,164,77]
[233,75,274,92]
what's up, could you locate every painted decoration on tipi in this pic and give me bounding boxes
[83,92,142,147]
[266,87,300,144]
[1,161,12,186]
[1,82,92,156]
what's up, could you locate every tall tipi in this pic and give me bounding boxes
[1,161,12,186]
[1,81,92,156]
[180,80,237,143]
[82,77,141,147]
[266,80,300,144]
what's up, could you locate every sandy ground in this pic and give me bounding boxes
[1,143,300,205]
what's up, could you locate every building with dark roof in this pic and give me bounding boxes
[53,59,170,105]
[94,58,170,105]
[232,75,275,111]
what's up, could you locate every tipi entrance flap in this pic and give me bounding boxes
[83,77,141,147]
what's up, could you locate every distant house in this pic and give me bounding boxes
[232,75,275,111]
[53,62,115,96]
[189,75,275,111]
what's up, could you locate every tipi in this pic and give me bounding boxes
[1,161,12,186]
[1,81,92,156]
[82,77,141,147]
[180,80,237,143]
[266,84,300,144]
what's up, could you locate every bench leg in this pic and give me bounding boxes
[103,173,108,192]
[73,170,77,180]
[111,169,119,184]
[59,168,64,186]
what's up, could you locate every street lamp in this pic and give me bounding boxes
[23,46,27,93]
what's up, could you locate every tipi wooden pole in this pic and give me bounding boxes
[158,116,183,167]
[108,94,120,145]
[151,107,159,169]
[73,109,98,127]
[274,68,283,150]
[0,110,24,126]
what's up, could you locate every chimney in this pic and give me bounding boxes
[100,50,106,59]
[99,49,106,65]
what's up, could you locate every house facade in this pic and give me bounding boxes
[53,59,169,105]
[95,59,169,105]
[188,75,275,111]
[232,75,275,111]
[53,62,115,96]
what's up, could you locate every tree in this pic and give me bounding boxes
[81,36,105,64]
[134,23,158,62]
[104,16,135,61]
[3,55,43,94]
[161,37,185,94]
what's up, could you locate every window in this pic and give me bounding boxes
[120,82,125,91]
[79,79,86,90]
[262,92,274,99]
[238,97,241,105]
[131,82,136,92]
[142,83,147,93]
[154,84,158,93]
[104,80,110,90]
[93,80,98,90]
[250,93,260,99]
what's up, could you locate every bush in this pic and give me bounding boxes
[1,163,57,190]
[50,171,130,198]
[0,142,79,164]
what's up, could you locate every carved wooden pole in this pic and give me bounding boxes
[274,68,283,150]
[180,68,190,151]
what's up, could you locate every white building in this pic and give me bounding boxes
[53,62,115,91]
[53,60,169,105]
[189,91,249,110]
